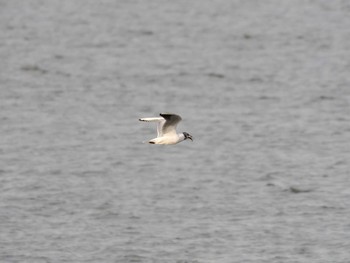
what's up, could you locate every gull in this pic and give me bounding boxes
[139,113,193,145]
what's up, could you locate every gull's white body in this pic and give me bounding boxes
[139,113,192,145]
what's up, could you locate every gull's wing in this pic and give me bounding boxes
[139,117,164,122]
[139,117,165,137]
[159,113,182,136]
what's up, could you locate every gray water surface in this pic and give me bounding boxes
[1,1,350,262]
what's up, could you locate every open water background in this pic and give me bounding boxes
[1,1,350,262]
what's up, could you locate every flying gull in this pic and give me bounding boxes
[139,113,193,145]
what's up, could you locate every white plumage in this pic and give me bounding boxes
[139,113,193,145]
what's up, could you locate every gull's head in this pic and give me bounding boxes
[183,132,193,141]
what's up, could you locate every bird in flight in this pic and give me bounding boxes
[139,113,193,145]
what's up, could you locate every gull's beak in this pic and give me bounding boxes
[183,132,193,141]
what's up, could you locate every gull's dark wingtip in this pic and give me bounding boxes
[160,112,177,117]
[160,113,183,123]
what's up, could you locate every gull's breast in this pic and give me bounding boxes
[151,135,180,145]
